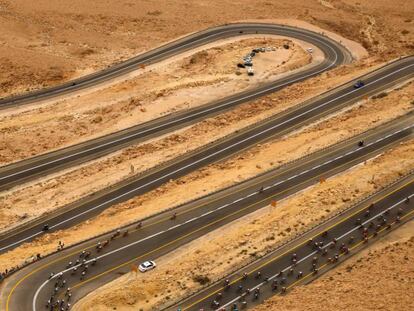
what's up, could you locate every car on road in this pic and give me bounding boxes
[247,67,254,76]
[354,80,365,89]
[139,260,156,272]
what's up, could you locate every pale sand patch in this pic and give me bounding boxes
[0,34,317,116]
[0,37,311,166]
[1,60,405,233]
[2,0,410,99]
[237,18,368,60]
[251,220,414,311]
[72,140,414,311]
[0,80,412,273]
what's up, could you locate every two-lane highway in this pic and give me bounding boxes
[0,23,352,190]
[1,57,413,254]
[1,23,413,311]
[0,23,351,109]
[2,114,412,311]
[175,175,414,311]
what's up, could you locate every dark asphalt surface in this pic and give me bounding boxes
[0,23,350,109]
[1,115,412,311]
[0,23,352,190]
[1,23,413,311]
[1,56,413,254]
[175,176,414,311]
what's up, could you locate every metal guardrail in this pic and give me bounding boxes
[163,169,414,310]
[1,111,412,283]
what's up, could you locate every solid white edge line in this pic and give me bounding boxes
[6,124,412,254]
[31,132,413,310]
[0,29,339,182]
[219,194,412,309]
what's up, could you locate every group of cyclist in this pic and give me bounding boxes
[206,197,412,310]
[45,273,71,311]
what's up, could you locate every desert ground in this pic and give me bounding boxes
[1,78,412,233]
[0,0,412,98]
[0,0,413,310]
[0,37,313,165]
[251,221,414,311]
[72,140,414,310]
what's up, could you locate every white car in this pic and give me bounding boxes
[306,47,313,53]
[139,260,156,272]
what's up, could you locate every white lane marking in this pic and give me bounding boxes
[32,280,49,311]
[20,25,405,310]
[168,224,181,231]
[219,194,413,309]
[0,231,43,252]
[0,30,340,183]
[245,192,256,198]
[2,123,412,254]
[7,55,414,188]
[31,136,413,311]
[9,39,411,254]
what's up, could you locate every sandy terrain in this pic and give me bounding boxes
[0,37,312,165]
[0,1,413,308]
[71,140,414,311]
[1,65,411,233]
[0,78,412,275]
[251,220,414,311]
[0,0,412,98]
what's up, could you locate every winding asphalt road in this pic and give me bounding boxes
[1,110,413,311]
[0,23,353,190]
[0,23,351,109]
[1,55,413,255]
[0,23,413,311]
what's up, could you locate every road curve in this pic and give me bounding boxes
[0,23,351,109]
[0,23,353,190]
[0,23,413,311]
[1,114,413,311]
[1,56,413,254]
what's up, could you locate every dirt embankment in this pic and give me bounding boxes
[72,140,414,311]
[0,37,310,165]
[0,79,412,275]
[252,221,414,311]
[2,61,411,233]
[0,0,412,97]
